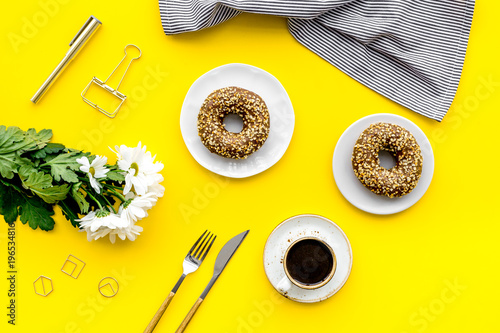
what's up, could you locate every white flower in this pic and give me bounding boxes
[77,208,146,243]
[119,192,158,222]
[77,155,109,193]
[108,223,144,244]
[148,182,165,198]
[112,142,163,196]
[85,227,112,242]
[77,209,128,242]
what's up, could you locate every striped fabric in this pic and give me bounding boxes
[158,0,475,121]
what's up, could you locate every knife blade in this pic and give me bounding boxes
[175,230,249,333]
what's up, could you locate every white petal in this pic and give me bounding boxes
[124,192,136,200]
[76,156,90,167]
[91,155,107,168]
[132,174,147,195]
[148,183,165,198]
[93,168,109,179]
[132,206,147,219]
[89,177,102,194]
[118,159,131,172]
[123,172,133,195]
[90,220,102,232]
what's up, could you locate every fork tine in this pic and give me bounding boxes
[193,231,211,259]
[195,233,213,260]
[188,230,207,256]
[200,235,216,262]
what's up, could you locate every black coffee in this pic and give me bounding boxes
[286,239,334,286]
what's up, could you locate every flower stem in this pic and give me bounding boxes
[107,187,126,202]
[81,187,103,210]
[102,195,117,214]
[103,183,123,190]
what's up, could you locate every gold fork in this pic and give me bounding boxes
[144,230,216,333]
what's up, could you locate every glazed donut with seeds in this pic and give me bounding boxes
[197,86,270,159]
[351,122,423,198]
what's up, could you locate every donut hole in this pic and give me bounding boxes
[223,113,244,133]
[378,149,397,169]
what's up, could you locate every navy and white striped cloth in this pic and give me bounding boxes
[158,0,475,121]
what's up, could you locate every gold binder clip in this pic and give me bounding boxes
[81,44,141,118]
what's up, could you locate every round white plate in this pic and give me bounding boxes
[332,113,434,215]
[180,63,295,178]
[263,214,353,303]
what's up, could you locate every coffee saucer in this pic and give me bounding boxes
[263,214,353,303]
[180,63,295,178]
[332,113,434,214]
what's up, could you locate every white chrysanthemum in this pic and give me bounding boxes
[77,209,128,242]
[148,182,165,198]
[108,223,144,244]
[112,142,164,196]
[89,229,111,242]
[119,192,158,222]
[76,156,109,194]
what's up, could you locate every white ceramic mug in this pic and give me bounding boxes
[277,237,337,293]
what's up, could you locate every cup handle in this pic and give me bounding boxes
[277,276,292,294]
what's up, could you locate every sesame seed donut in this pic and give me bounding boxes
[197,86,270,159]
[351,122,423,198]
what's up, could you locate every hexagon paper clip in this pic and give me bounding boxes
[34,276,53,296]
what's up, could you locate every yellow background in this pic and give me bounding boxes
[1,1,499,332]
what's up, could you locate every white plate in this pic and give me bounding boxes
[180,63,295,178]
[263,214,353,303]
[332,113,434,215]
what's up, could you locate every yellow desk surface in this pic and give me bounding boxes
[1,1,499,332]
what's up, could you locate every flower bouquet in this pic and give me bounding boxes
[0,126,164,243]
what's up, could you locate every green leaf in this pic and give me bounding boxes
[0,126,53,178]
[50,164,79,183]
[20,169,70,204]
[0,126,25,153]
[0,179,55,231]
[31,143,65,159]
[42,150,80,169]
[70,182,89,214]
[17,163,37,179]
[41,151,82,183]
[33,184,70,204]
[0,151,33,179]
[21,128,52,153]
[106,170,125,182]
[20,168,52,189]
[0,181,21,223]
[58,199,80,228]
[44,143,66,154]
[18,194,55,231]
[0,152,18,179]
[0,127,52,155]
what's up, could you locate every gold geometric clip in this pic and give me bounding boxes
[61,254,86,279]
[34,276,53,296]
[81,44,142,118]
[98,277,119,298]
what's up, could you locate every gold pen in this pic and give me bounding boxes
[31,15,102,104]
